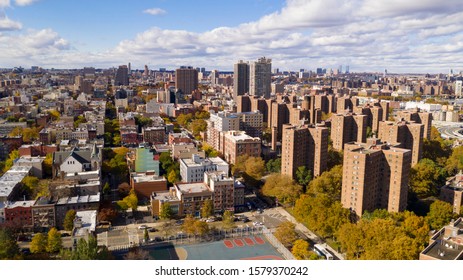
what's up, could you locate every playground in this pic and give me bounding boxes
[145,235,284,260]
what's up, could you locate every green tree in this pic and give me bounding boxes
[291,239,311,260]
[274,221,298,248]
[190,119,207,136]
[182,215,197,234]
[60,236,112,260]
[262,174,302,206]
[426,200,456,230]
[194,220,210,236]
[30,233,47,254]
[366,126,373,138]
[159,152,174,174]
[295,166,312,187]
[46,227,62,253]
[222,210,235,230]
[201,142,220,157]
[122,189,138,211]
[73,115,87,129]
[201,199,214,218]
[266,158,281,173]
[445,146,463,175]
[176,113,193,127]
[0,228,20,259]
[103,182,110,195]
[232,155,249,176]
[167,169,180,184]
[195,110,210,120]
[21,175,39,197]
[159,202,173,220]
[144,228,149,241]
[48,109,61,121]
[3,149,19,173]
[307,165,343,203]
[63,209,77,231]
[244,156,265,180]
[43,153,53,177]
[410,158,446,197]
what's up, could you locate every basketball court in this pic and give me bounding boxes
[146,235,284,260]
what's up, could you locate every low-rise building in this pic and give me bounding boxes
[4,200,35,229]
[204,171,234,213]
[32,197,56,231]
[0,165,32,202]
[150,188,183,218]
[222,130,261,164]
[172,143,205,160]
[180,154,229,183]
[174,182,213,216]
[55,193,100,230]
[440,171,463,215]
[420,218,463,260]
[131,171,168,200]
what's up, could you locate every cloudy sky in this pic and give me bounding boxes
[0,0,462,73]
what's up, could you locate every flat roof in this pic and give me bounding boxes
[181,156,228,167]
[74,210,97,237]
[6,200,36,208]
[151,191,180,202]
[0,165,31,199]
[176,183,212,194]
[423,240,462,260]
[132,173,166,183]
[56,193,100,205]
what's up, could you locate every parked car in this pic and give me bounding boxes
[148,227,157,232]
[138,225,148,230]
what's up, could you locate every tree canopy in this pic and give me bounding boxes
[159,202,174,220]
[262,174,302,206]
[46,227,62,253]
[426,200,456,230]
[201,199,214,218]
[30,233,47,254]
[409,158,446,197]
[274,221,298,248]
[0,228,20,260]
[63,209,77,231]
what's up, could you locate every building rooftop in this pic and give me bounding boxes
[176,183,212,195]
[5,200,36,209]
[224,131,261,142]
[132,172,166,183]
[150,190,180,203]
[0,165,32,200]
[421,218,463,260]
[56,193,100,205]
[74,210,97,237]
[181,155,228,168]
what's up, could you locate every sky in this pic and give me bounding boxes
[0,0,462,73]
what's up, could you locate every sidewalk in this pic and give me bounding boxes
[273,207,345,260]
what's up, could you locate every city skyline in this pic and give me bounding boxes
[0,0,462,73]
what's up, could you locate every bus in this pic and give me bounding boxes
[314,244,334,260]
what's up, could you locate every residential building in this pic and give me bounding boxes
[204,171,234,213]
[396,110,432,139]
[4,200,35,229]
[174,182,213,216]
[172,143,205,160]
[150,188,183,218]
[130,171,168,200]
[420,218,463,260]
[378,120,423,166]
[281,124,329,178]
[0,165,32,202]
[330,113,367,151]
[250,57,272,99]
[55,193,100,230]
[115,65,129,86]
[175,67,198,95]
[233,60,250,99]
[222,130,261,164]
[341,138,412,218]
[32,197,56,231]
[179,154,229,183]
[440,171,463,215]
[143,126,166,145]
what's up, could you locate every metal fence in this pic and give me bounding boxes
[106,225,295,260]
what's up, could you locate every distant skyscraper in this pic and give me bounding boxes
[455,80,462,98]
[128,62,131,73]
[346,65,350,74]
[143,65,149,76]
[233,60,250,99]
[175,67,198,95]
[249,57,272,99]
[115,65,129,86]
[210,70,219,86]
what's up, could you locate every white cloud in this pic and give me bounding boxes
[2,0,463,72]
[0,0,10,8]
[0,15,21,30]
[14,0,37,6]
[143,8,166,16]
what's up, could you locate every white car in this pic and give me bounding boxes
[138,225,148,230]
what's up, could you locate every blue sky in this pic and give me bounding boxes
[0,0,463,73]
